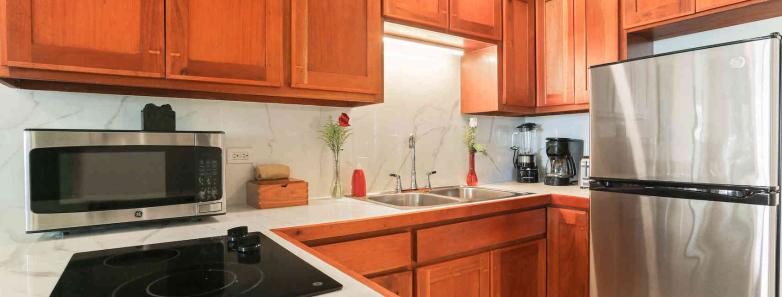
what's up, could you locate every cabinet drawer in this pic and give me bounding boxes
[313,232,412,275]
[417,209,545,262]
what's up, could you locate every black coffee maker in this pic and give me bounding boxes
[512,123,539,183]
[544,138,578,186]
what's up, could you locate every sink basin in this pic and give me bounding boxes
[428,186,529,202]
[366,193,462,209]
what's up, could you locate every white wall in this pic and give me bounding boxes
[520,113,590,177]
[0,41,524,211]
[654,16,782,54]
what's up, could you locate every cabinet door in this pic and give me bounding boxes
[502,0,536,109]
[696,0,756,11]
[548,208,589,297]
[450,0,502,40]
[6,0,164,77]
[370,271,414,297]
[384,0,448,29]
[291,0,382,94]
[573,0,619,104]
[623,0,694,28]
[536,0,575,107]
[166,0,283,86]
[417,252,491,297]
[490,239,546,297]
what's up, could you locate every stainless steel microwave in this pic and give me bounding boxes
[23,129,226,233]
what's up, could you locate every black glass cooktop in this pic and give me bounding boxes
[51,227,342,297]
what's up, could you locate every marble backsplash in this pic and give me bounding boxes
[0,42,537,211]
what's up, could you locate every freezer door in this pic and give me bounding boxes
[589,36,780,187]
[590,191,777,297]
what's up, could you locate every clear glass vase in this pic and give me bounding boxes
[330,151,343,198]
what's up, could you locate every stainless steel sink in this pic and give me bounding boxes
[363,187,533,209]
[429,186,530,202]
[365,193,462,209]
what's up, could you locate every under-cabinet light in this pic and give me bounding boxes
[383,35,465,56]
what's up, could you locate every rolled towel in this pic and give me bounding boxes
[255,164,291,180]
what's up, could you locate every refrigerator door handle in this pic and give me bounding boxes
[590,179,779,206]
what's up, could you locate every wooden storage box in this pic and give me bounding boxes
[246,179,308,209]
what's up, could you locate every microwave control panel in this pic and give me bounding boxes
[196,154,223,202]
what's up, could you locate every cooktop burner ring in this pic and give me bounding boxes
[146,269,238,297]
[103,248,181,268]
[111,263,264,297]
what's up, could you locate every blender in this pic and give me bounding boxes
[511,123,539,183]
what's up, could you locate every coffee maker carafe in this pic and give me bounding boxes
[544,138,577,186]
[512,123,539,183]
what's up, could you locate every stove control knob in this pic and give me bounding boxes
[237,232,262,254]
[227,226,248,242]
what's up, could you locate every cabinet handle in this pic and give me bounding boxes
[170,52,181,57]
[148,50,161,55]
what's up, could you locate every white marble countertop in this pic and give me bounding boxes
[0,182,586,297]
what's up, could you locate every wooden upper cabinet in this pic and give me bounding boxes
[166,0,283,86]
[450,0,502,40]
[6,0,164,77]
[574,0,619,104]
[502,0,536,109]
[547,208,589,297]
[291,0,382,94]
[536,0,575,107]
[490,239,546,297]
[623,0,695,28]
[696,0,756,12]
[384,0,449,30]
[536,0,618,107]
[417,252,491,297]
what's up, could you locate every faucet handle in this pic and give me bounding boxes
[426,171,437,189]
[389,173,403,193]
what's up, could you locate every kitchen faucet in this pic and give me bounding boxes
[389,134,439,193]
[409,134,418,190]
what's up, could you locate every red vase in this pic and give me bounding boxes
[466,152,478,186]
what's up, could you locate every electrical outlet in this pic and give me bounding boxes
[227,148,253,164]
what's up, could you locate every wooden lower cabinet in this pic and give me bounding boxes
[312,232,412,276]
[491,240,546,297]
[417,252,492,297]
[416,240,547,297]
[370,271,414,297]
[547,208,589,297]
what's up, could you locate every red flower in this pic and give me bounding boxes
[338,113,350,127]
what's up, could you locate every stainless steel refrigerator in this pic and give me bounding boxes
[589,34,781,297]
